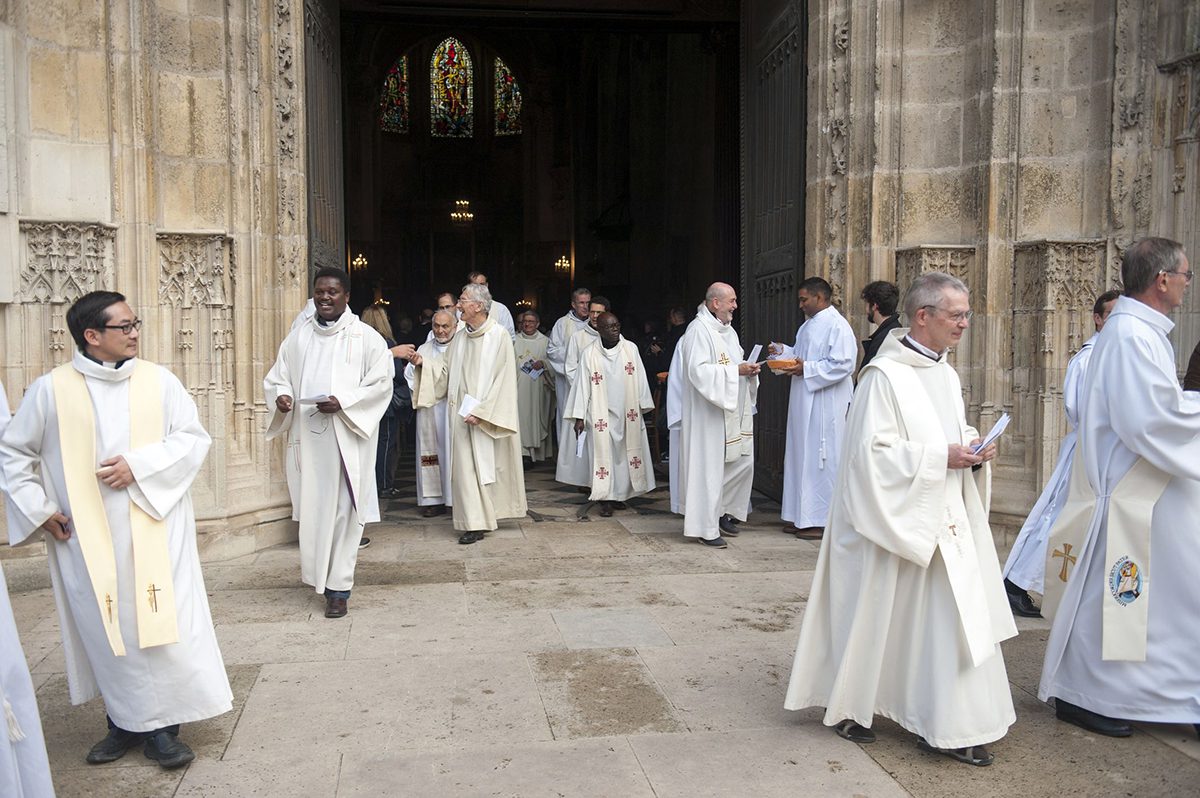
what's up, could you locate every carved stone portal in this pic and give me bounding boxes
[19,221,116,304]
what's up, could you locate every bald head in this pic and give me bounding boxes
[705,282,735,302]
[432,309,457,343]
[705,282,738,325]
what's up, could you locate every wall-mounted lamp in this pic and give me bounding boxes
[450,199,474,224]
[351,253,368,272]
[554,255,571,274]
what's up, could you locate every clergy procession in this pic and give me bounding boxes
[2,239,1200,794]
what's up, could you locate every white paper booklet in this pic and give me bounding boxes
[972,412,1011,453]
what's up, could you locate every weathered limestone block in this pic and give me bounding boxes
[27,45,71,136]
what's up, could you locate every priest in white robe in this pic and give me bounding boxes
[555,296,610,488]
[1,291,232,770]
[565,312,656,516]
[675,283,760,547]
[0,382,54,797]
[515,311,555,463]
[405,310,455,518]
[264,268,394,619]
[785,272,1015,767]
[414,283,527,545]
[546,288,593,442]
[468,271,516,340]
[1002,289,1119,618]
[769,277,856,540]
[1039,238,1200,739]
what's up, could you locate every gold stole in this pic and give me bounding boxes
[51,361,179,656]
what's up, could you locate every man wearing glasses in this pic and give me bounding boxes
[785,271,1015,767]
[1039,237,1200,741]
[1,291,232,769]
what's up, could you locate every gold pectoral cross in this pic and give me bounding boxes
[105,593,114,623]
[147,583,161,613]
[1052,543,1077,582]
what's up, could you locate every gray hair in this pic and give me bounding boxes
[1121,237,1186,296]
[705,282,735,302]
[521,310,540,322]
[461,282,492,314]
[432,309,456,325]
[903,272,969,320]
[571,287,592,301]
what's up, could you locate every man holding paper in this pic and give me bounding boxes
[264,267,395,618]
[785,271,1015,766]
[565,312,656,516]
[1039,238,1200,739]
[515,311,555,464]
[405,310,456,517]
[675,282,759,548]
[1,291,232,768]
[768,277,857,541]
[414,282,526,544]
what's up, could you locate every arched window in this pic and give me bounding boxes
[493,57,522,136]
[430,37,473,137]
[378,56,409,134]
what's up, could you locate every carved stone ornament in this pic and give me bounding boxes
[19,221,116,304]
[895,245,975,297]
[158,233,232,308]
[1012,240,1106,312]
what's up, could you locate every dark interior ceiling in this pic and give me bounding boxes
[341,0,738,25]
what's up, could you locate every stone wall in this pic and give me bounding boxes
[0,0,312,577]
[802,0,1200,534]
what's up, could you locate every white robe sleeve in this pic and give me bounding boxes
[123,370,213,522]
[1062,347,1090,430]
[803,323,856,390]
[546,318,568,378]
[0,379,59,545]
[335,335,395,440]
[839,368,948,566]
[683,338,738,413]
[263,334,296,441]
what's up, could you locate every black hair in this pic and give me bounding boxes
[860,280,899,316]
[66,290,126,351]
[313,266,350,291]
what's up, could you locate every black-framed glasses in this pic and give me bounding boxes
[921,305,973,322]
[1160,269,1194,283]
[101,319,142,335]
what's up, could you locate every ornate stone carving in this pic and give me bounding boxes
[275,0,297,166]
[18,221,116,304]
[303,0,336,62]
[1012,240,1107,312]
[158,233,231,308]
[895,245,975,294]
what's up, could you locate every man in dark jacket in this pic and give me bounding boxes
[858,281,901,375]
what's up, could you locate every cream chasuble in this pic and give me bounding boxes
[443,317,528,532]
[406,339,452,505]
[1,353,231,731]
[515,331,555,462]
[555,325,600,486]
[565,337,655,501]
[785,331,1016,750]
[547,311,591,424]
[1039,296,1200,723]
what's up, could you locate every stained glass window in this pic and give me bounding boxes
[378,56,409,134]
[430,37,473,137]
[494,57,522,136]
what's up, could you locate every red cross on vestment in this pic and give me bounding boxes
[590,371,604,385]
[420,454,440,466]
[594,419,608,433]
[630,456,642,470]
[626,409,639,421]
[595,467,609,480]
[624,361,635,375]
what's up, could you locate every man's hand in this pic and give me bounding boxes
[782,359,805,376]
[574,419,585,435]
[738,362,761,377]
[410,353,424,367]
[464,414,481,426]
[41,511,71,541]
[767,342,784,356]
[391,343,416,361]
[970,438,997,463]
[532,360,544,370]
[947,443,984,470]
[649,344,662,355]
[276,394,293,413]
[316,396,342,414]
[97,456,134,490]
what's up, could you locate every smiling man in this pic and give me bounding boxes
[785,271,1016,767]
[264,267,395,618]
[405,309,457,517]
[1,290,232,769]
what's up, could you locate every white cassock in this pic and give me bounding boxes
[264,311,394,594]
[666,345,684,514]
[1,353,233,732]
[290,298,316,332]
[675,303,758,540]
[775,306,856,529]
[443,316,528,532]
[515,331,555,462]
[0,384,54,798]
[785,331,1016,749]
[564,337,656,501]
[1039,297,1200,723]
[546,311,592,434]
[555,326,601,486]
[1002,336,1095,593]
[405,339,453,507]
[489,300,517,341]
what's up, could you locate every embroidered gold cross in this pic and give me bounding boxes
[147,583,161,613]
[105,593,114,623]
[948,523,958,537]
[717,353,730,365]
[1053,543,1077,582]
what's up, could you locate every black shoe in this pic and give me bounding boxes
[699,536,728,548]
[143,731,195,769]
[598,501,614,518]
[358,537,371,549]
[420,504,447,518]
[1054,699,1132,737]
[1007,590,1042,618]
[86,727,144,764]
[718,515,740,536]
[458,530,483,545]
[324,595,348,618]
[834,719,876,743]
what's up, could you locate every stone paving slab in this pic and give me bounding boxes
[552,606,675,649]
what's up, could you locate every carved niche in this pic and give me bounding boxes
[156,233,235,392]
[894,245,976,378]
[19,221,116,304]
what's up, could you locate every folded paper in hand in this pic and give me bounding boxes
[298,395,330,405]
[575,430,587,459]
[458,394,481,419]
[971,412,1011,453]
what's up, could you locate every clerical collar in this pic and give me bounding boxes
[902,335,942,361]
[82,351,131,369]
[316,312,344,327]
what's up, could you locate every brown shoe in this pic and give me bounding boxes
[794,526,824,541]
[324,596,348,618]
[420,504,446,518]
